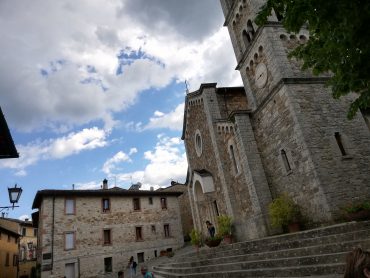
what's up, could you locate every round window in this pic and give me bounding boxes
[194,130,202,157]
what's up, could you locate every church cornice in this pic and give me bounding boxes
[252,77,331,116]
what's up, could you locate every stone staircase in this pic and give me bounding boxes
[152,220,370,277]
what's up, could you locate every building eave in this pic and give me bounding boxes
[32,189,183,209]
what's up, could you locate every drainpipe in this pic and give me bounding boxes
[51,196,55,272]
[78,257,81,278]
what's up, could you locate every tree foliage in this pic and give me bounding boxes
[255,0,370,119]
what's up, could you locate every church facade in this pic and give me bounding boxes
[182,0,370,241]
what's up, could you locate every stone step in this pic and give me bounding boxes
[153,263,345,277]
[175,228,370,262]
[164,239,370,268]
[155,252,347,274]
[177,220,370,260]
[152,221,370,277]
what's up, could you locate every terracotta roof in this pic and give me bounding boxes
[32,188,183,209]
[0,224,20,237]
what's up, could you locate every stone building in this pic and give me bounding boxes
[0,222,20,278]
[159,181,194,240]
[0,218,37,278]
[182,0,370,241]
[32,180,184,278]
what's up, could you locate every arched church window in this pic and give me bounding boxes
[247,20,255,40]
[281,149,291,172]
[274,8,284,21]
[242,30,251,48]
[230,145,240,174]
[194,130,203,157]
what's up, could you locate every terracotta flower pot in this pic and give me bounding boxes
[345,209,370,222]
[287,222,300,233]
[223,235,233,244]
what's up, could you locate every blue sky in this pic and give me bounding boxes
[0,0,241,220]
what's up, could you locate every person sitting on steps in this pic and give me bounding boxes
[344,247,370,278]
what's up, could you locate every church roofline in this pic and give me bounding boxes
[181,84,246,140]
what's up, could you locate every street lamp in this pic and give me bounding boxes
[0,184,22,211]
[8,184,22,205]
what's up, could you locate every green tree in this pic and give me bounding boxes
[255,0,370,119]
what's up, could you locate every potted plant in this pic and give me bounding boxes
[189,229,202,252]
[204,234,223,247]
[269,193,302,233]
[217,215,233,244]
[342,200,370,221]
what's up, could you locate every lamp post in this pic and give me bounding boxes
[0,184,22,211]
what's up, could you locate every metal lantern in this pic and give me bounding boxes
[8,184,22,205]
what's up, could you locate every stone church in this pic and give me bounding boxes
[182,0,370,241]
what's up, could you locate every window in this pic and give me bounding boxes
[230,145,240,174]
[135,227,143,241]
[281,149,291,172]
[160,197,167,209]
[137,252,144,263]
[335,132,346,156]
[65,232,75,250]
[247,20,255,40]
[5,253,9,266]
[22,227,26,236]
[13,254,18,266]
[149,197,153,205]
[65,198,75,215]
[103,229,111,245]
[164,224,170,238]
[102,198,110,213]
[133,198,141,211]
[213,200,220,216]
[8,235,11,242]
[104,257,112,273]
[243,30,251,47]
[194,130,203,157]
[34,228,38,237]
[21,247,26,261]
[154,250,157,257]
[151,225,156,233]
[274,8,284,21]
[14,237,17,244]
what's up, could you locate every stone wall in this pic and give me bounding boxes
[39,194,183,278]
[160,184,194,239]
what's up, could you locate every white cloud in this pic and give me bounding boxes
[115,135,187,189]
[0,0,241,133]
[144,103,184,131]
[102,149,137,175]
[0,127,108,173]
[73,181,102,190]
[18,215,31,221]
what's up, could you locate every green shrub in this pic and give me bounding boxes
[269,193,301,228]
[217,215,233,236]
[189,229,201,246]
[342,200,370,213]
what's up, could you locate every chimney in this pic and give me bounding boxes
[150,186,154,191]
[25,218,29,222]
[102,179,108,190]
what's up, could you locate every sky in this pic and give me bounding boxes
[0,0,242,220]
